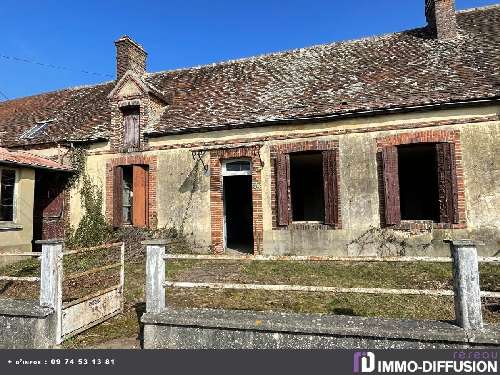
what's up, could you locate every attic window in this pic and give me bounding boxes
[122,107,140,150]
[20,120,55,140]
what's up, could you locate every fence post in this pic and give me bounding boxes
[37,239,64,345]
[445,239,483,330]
[143,240,167,313]
[38,239,64,309]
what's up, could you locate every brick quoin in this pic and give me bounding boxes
[105,155,158,228]
[209,146,263,254]
[376,129,466,230]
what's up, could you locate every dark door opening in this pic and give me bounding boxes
[223,175,253,253]
[398,144,440,221]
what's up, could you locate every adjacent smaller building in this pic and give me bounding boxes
[0,148,71,262]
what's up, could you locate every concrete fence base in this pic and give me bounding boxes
[141,308,500,349]
[0,299,58,349]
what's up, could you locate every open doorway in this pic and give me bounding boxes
[222,160,253,253]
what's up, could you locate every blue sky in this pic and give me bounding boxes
[0,0,497,100]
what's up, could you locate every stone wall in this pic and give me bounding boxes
[142,308,500,349]
[0,299,57,349]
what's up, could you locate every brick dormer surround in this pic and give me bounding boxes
[108,36,169,153]
[108,73,169,153]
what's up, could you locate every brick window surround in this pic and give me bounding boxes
[210,146,263,254]
[270,139,342,230]
[106,154,158,228]
[376,130,466,230]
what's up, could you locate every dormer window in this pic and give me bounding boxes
[20,119,55,140]
[122,106,140,149]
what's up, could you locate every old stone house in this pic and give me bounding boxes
[0,1,498,256]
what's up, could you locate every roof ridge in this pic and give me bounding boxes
[147,27,426,78]
[457,3,500,14]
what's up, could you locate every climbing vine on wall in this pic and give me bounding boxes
[66,146,112,248]
[66,174,113,248]
[67,146,87,187]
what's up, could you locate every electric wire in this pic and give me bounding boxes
[0,53,113,78]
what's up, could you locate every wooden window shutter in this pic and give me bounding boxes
[322,149,339,225]
[123,108,140,149]
[276,153,290,226]
[132,165,148,228]
[436,142,459,224]
[381,146,401,226]
[112,167,123,227]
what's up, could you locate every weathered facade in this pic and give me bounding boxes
[0,1,498,256]
[0,148,71,261]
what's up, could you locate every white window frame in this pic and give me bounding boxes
[221,159,252,177]
[0,167,18,223]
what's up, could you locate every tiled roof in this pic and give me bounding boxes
[0,148,73,171]
[0,83,113,146]
[0,5,499,146]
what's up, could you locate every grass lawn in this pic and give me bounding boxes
[1,254,498,348]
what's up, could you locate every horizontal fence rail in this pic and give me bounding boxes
[63,242,124,256]
[164,281,500,298]
[0,252,42,284]
[164,254,500,263]
[0,275,40,282]
[62,283,122,309]
[64,262,122,282]
[0,252,42,257]
[147,239,496,330]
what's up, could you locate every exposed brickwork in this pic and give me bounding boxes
[109,95,150,153]
[426,0,459,39]
[105,154,158,228]
[376,129,466,229]
[115,36,147,81]
[209,146,263,254]
[270,140,341,230]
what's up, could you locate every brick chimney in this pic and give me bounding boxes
[115,36,147,81]
[425,0,458,39]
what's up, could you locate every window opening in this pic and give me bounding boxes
[289,152,324,222]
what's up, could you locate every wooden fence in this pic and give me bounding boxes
[146,239,497,331]
[0,240,125,344]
